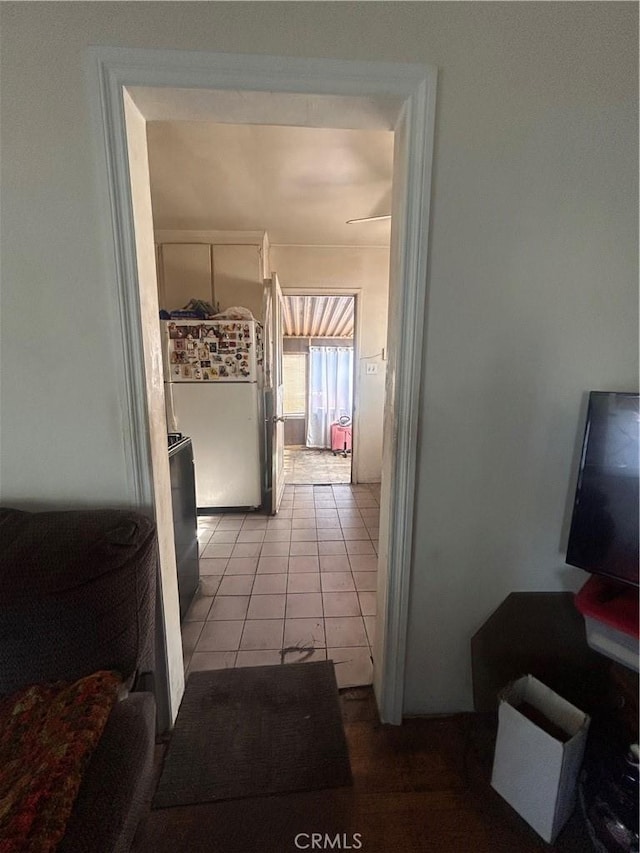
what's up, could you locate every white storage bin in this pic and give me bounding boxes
[491,674,590,843]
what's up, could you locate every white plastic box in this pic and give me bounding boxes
[583,615,639,672]
[491,674,591,843]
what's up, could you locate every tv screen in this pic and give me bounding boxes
[566,391,639,588]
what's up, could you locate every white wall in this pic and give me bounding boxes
[271,245,389,483]
[1,2,637,713]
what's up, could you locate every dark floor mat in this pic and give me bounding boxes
[152,661,352,808]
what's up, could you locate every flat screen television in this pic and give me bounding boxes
[566,391,639,588]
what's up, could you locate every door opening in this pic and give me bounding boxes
[92,47,437,724]
[281,294,358,487]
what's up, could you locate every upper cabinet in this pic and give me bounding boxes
[156,231,270,321]
[159,243,213,311]
[212,244,263,322]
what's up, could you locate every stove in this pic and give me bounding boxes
[168,432,185,449]
[167,433,199,620]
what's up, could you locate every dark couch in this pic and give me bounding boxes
[0,507,158,853]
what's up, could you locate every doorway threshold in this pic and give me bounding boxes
[284,446,351,485]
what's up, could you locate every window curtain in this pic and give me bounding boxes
[306,346,353,448]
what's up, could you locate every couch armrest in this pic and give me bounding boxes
[58,693,156,853]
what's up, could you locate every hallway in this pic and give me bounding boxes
[182,482,380,689]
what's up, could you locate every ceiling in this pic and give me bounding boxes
[146,121,394,247]
[282,295,354,338]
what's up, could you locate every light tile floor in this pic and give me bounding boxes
[284,446,351,485]
[183,482,380,689]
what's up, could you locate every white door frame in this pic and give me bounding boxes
[88,47,437,725]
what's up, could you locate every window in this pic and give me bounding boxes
[283,353,307,416]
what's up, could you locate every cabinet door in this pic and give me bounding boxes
[159,243,213,311]
[212,244,263,321]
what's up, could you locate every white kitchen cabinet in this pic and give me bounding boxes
[158,243,213,312]
[212,244,264,321]
[155,232,269,321]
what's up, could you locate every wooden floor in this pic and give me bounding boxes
[132,687,593,853]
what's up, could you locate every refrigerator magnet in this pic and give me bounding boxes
[208,342,217,353]
[210,366,219,378]
[174,339,186,352]
[182,365,192,378]
[219,365,228,377]
[202,371,210,380]
[168,323,183,339]
[201,360,211,368]
[194,368,202,380]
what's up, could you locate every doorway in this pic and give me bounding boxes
[282,294,357,487]
[92,48,437,725]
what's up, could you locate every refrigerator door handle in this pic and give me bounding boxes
[165,383,179,433]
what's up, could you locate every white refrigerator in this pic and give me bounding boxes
[161,319,264,511]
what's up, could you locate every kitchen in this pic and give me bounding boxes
[141,116,393,681]
[146,119,391,492]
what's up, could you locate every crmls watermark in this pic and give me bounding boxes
[294,833,363,850]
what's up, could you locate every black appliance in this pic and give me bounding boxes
[566,392,639,588]
[168,433,199,620]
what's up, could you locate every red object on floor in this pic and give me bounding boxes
[331,423,352,454]
[574,575,639,638]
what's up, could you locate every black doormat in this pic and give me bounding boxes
[152,661,352,809]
